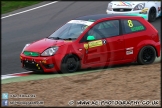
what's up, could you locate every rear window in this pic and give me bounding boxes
[122,19,146,34]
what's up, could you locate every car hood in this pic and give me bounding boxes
[25,38,73,53]
[111,1,146,8]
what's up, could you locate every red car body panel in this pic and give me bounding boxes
[20,15,161,73]
[25,38,72,52]
[20,54,61,72]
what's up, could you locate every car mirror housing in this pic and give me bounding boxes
[87,35,95,41]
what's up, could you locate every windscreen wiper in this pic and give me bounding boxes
[64,38,77,40]
[48,37,64,40]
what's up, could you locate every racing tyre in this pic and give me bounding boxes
[137,46,156,65]
[148,7,156,22]
[60,55,80,73]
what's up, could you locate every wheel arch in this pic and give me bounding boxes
[146,2,157,12]
[62,52,80,61]
[149,6,157,16]
[136,40,158,58]
[137,45,157,65]
[150,6,157,13]
[60,53,81,73]
[61,53,81,68]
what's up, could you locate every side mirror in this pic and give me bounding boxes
[87,35,95,41]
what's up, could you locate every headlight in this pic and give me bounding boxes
[22,43,30,53]
[41,46,58,56]
[107,3,113,11]
[133,3,145,10]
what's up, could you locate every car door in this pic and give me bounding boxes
[79,19,125,65]
[102,20,125,62]
[80,24,109,65]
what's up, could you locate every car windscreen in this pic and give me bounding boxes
[48,20,94,40]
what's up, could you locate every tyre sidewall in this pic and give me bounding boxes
[60,55,80,73]
[137,46,156,65]
[148,7,156,22]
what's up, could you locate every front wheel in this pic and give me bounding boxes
[137,46,156,65]
[148,7,156,22]
[60,55,80,73]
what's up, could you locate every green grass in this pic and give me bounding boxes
[1,1,43,14]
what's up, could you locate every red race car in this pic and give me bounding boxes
[20,14,160,73]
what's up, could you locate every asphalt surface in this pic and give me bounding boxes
[1,1,161,75]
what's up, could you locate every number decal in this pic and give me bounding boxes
[128,20,133,27]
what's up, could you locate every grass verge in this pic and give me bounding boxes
[1,1,43,14]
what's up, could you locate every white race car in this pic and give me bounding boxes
[106,1,161,22]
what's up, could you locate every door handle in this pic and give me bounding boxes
[117,39,123,42]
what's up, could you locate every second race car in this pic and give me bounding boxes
[106,1,161,22]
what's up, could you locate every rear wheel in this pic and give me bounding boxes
[137,46,156,65]
[60,55,80,73]
[148,7,156,22]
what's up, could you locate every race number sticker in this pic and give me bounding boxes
[88,40,103,48]
[127,20,144,32]
[84,43,89,50]
[127,20,133,27]
[126,47,134,55]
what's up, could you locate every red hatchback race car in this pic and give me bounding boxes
[20,14,160,73]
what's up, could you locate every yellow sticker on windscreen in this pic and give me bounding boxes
[88,40,103,48]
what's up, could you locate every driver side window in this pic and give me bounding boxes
[80,20,120,42]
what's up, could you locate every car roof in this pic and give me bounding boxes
[75,14,139,21]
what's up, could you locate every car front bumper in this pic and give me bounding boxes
[20,53,64,73]
[106,10,148,20]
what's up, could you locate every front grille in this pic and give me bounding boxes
[23,51,39,57]
[23,60,43,71]
[113,8,132,12]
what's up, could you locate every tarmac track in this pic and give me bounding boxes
[1,1,161,75]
